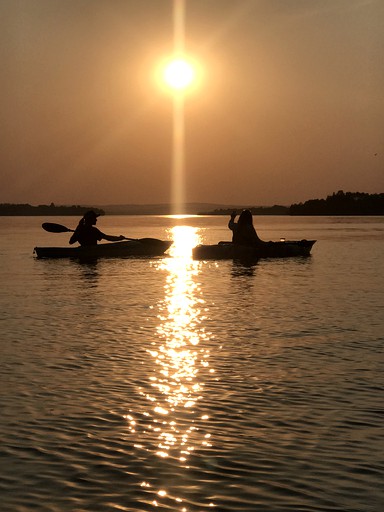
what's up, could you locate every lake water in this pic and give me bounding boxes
[0,215,383,512]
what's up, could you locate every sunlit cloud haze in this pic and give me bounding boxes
[1,0,383,206]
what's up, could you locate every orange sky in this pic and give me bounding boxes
[1,0,383,207]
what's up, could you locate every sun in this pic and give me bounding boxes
[163,58,195,90]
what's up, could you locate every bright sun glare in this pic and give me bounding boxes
[163,59,195,90]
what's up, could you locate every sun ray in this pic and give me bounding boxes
[171,0,186,215]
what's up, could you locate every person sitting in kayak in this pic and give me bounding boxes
[228,209,263,246]
[69,211,125,246]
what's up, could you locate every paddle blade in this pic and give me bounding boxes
[42,222,73,233]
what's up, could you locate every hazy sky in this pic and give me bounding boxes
[1,0,383,206]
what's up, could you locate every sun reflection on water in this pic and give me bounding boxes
[149,226,211,457]
[128,225,215,509]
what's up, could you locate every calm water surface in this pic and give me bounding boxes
[0,215,383,512]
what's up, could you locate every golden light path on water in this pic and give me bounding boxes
[126,225,216,510]
[152,226,210,451]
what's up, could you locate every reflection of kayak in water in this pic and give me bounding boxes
[192,240,316,260]
[34,239,173,259]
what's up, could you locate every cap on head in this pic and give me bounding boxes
[83,210,100,221]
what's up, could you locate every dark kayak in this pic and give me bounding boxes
[34,239,172,259]
[192,240,316,260]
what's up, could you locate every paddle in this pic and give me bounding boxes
[41,222,169,246]
[42,222,75,233]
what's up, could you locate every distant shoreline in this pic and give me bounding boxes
[0,204,105,217]
[1,192,383,216]
[0,202,288,216]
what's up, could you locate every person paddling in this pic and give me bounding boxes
[69,211,125,246]
[228,209,263,246]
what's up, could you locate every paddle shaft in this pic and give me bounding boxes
[41,222,166,244]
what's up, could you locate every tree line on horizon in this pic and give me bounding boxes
[0,203,105,216]
[0,192,383,215]
[205,191,384,216]
[289,191,384,216]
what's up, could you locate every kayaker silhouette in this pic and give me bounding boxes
[228,209,263,246]
[69,211,125,246]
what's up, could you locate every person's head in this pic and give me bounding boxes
[83,210,99,226]
[238,209,253,226]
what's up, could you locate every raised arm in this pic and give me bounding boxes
[228,211,237,231]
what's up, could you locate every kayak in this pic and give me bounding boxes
[34,239,172,259]
[192,240,316,260]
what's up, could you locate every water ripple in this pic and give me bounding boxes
[1,218,384,511]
